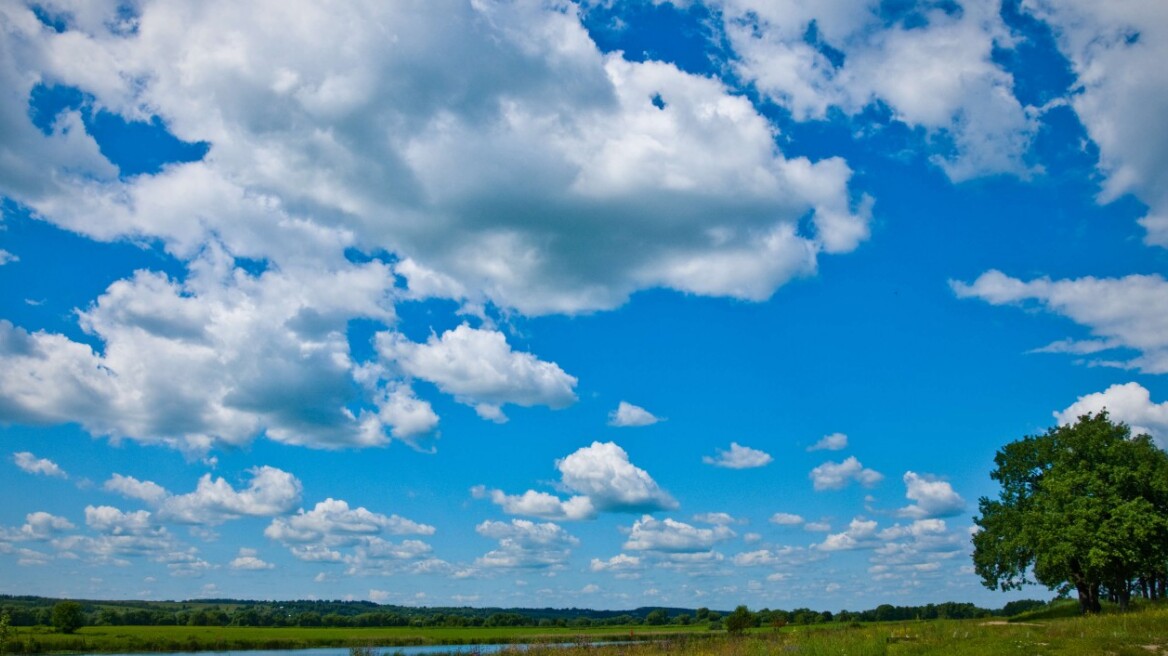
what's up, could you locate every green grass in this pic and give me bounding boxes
[5,605,1168,655]
[3,624,708,654]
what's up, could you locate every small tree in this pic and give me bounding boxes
[725,606,755,634]
[51,602,84,634]
[644,609,668,626]
[1,610,12,654]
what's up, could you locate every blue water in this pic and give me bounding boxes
[89,644,586,656]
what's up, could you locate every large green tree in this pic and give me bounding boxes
[973,412,1168,613]
[51,601,85,634]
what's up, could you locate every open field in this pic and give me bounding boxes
[3,624,709,654]
[5,604,1168,655]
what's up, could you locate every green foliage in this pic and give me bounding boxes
[1,610,12,654]
[49,603,83,635]
[643,610,668,626]
[973,412,1168,614]
[723,606,755,634]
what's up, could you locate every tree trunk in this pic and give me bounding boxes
[1074,580,1098,614]
[1116,579,1131,611]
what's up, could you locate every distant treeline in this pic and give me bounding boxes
[0,595,1046,630]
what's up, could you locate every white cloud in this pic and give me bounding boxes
[85,506,160,536]
[870,519,965,576]
[1055,382,1168,448]
[804,521,832,532]
[0,0,886,454]
[0,249,17,266]
[265,498,435,546]
[477,441,675,519]
[809,456,884,491]
[0,0,869,320]
[1023,1,1168,246]
[730,546,809,568]
[692,512,739,526]
[377,325,577,423]
[470,486,595,522]
[375,383,440,441]
[590,553,642,572]
[817,517,880,551]
[898,472,965,519]
[622,516,735,553]
[769,512,805,526]
[807,432,847,451]
[474,519,578,570]
[159,466,302,525]
[717,0,1037,181]
[229,548,275,570]
[608,401,661,427]
[702,442,773,469]
[104,474,170,504]
[7,512,75,541]
[0,253,407,453]
[556,442,677,513]
[12,452,67,478]
[952,270,1168,373]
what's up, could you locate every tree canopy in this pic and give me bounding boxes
[50,601,84,634]
[972,412,1168,613]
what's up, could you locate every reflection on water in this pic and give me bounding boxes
[89,643,592,656]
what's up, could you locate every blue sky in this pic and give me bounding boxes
[1,0,1167,612]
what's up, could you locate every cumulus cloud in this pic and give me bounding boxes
[1023,1,1168,246]
[229,548,275,571]
[871,519,965,578]
[377,325,577,423]
[265,498,435,546]
[692,512,739,526]
[817,517,880,551]
[898,472,965,519]
[622,516,735,553]
[607,401,662,427]
[807,432,847,451]
[470,486,595,522]
[703,442,773,469]
[85,506,160,536]
[0,250,17,266]
[5,512,75,541]
[159,466,302,525]
[556,442,677,513]
[589,553,642,572]
[809,456,884,491]
[0,0,868,316]
[715,0,1037,181]
[769,512,805,526]
[0,0,886,454]
[12,452,67,478]
[0,255,411,453]
[730,546,811,568]
[104,474,170,504]
[951,270,1168,373]
[474,519,578,570]
[1055,382,1168,448]
[476,441,675,520]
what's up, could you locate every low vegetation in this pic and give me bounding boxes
[1,600,1166,655]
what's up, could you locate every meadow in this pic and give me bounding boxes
[3,623,705,654]
[5,602,1168,655]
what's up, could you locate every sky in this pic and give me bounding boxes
[1,0,1167,613]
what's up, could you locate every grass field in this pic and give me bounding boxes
[4,623,708,654]
[4,603,1168,655]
